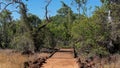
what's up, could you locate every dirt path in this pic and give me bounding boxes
[42,49,79,68]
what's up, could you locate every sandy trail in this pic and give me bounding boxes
[42,49,79,68]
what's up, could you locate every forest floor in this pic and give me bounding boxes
[42,49,79,68]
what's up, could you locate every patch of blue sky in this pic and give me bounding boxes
[8,0,102,19]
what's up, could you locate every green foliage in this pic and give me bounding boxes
[0,0,119,55]
[74,0,87,7]
[100,0,120,53]
[0,10,13,48]
[71,16,109,56]
[48,2,75,47]
[57,1,72,16]
[27,13,41,28]
[33,27,55,52]
[73,0,87,18]
[10,34,34,51]
[49,21,71,41]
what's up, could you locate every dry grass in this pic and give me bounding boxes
[103,57,120,68]
[98,54,120,68]
[0,49,50,68]
[0,49,119,68]
[78,54,120,68]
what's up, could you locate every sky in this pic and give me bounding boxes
[10,0,102,19]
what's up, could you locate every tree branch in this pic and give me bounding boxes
[45,0,52,22]
[37,0,52,31]
[0,2,6,9]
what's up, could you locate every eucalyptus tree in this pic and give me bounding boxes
[0,0,55,51]
[57,1,75,46]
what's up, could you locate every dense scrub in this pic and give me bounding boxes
[0,0,119,57]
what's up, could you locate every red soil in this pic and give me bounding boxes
[42,49,79,68]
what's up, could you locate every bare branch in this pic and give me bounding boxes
[0,0,22,12]
[45,0,52,22]
[3,2,14,10]
[0,2,6,5]
[0,2,7,8]
[0,1,14,13]
[37,0,52,32]
[0,2,6,10]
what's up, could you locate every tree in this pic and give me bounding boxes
[73,0,87,18]
[27,13,41,28]
[57,1,74,46]
[57,1,71,16]
[0,10,13,48]
[100,0,120,53]
[1,0,35,51]
[71,15,109,56]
